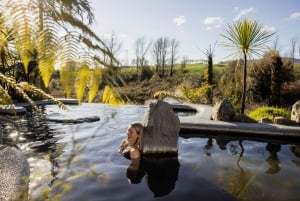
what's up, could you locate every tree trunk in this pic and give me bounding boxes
[270,55,282,106]
[207,54,213,104]
[241,54,247,114]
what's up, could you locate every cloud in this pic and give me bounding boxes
[288,12,300,20]
[173,16,186,26]
[202,16,224,30]
[233,7,256,21]
[263,25,276,32]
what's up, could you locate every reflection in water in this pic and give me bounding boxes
[126,158,145,184]
[265,143,281,174]
[289,145,300,168]
[204,138,213,156]
[126,155,180,197]
[289,144,300,158]
[237,141,244,171]
[215,136,231,150]
[2,108,63,187]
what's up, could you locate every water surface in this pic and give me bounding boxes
[4,103,300,201]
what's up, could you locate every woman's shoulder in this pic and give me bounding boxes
[130,148,141,159]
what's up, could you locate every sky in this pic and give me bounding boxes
[90,0,300,64]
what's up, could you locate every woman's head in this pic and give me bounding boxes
[127,122,143,146]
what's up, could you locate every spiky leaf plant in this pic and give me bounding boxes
[221,18,276,114]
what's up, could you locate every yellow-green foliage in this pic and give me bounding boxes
[0,83,13,106]
[178,84,213,104]
[76,65,91,104]
[59,64,75,98]
[11,1,37,74]
[88,67,102,103]
[102,85,125,105]
[37,22,59,87]
[0,72,67,110]
[153,91,172,100]
[248,106,290,121]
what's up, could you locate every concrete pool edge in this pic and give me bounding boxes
[172,103,300,139]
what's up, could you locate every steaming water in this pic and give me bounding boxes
[5,103,300,201]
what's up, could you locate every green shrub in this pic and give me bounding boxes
[247,106,290,121]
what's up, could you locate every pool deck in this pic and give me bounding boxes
[172,103,300,140]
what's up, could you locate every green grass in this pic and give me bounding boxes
[294,63,300,78]
[247,106,290,121]
[120,63,227,75]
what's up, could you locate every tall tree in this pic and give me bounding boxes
[290,38,297,67]
[221,18,275,114]
[269,51,283,106]
[271,36,280,51]
[135,36,152,71]
[152,36,170,77]
[169,38,179,76]
[103,32,122,67]
[201,42,216,104]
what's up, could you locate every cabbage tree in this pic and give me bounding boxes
[221,18,275,113]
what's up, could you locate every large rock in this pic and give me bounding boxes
[211,99,235,121]
[0,145,30,201]
[274,116,297,126]
[142,100,180,154]
[291,100,300,123]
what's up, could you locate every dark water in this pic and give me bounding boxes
[3,103,300,201]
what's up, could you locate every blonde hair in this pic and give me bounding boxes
[129,122,143,150]
[130,122,143,135]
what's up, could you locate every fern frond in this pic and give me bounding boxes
[9,1,38,74]
[55,11,100,42]
[0,72,67,111]
[88,67,102,103]
[59,63,76,98]
[37,18,60,87]
[20,82,68,110]
[0,84,13,106]
[75,65,91,104]
[102,85,125,105]
[56,34,79,67]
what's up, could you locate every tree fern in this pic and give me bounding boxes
[0,0,117,108]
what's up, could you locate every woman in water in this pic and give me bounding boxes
[119,122,143,159]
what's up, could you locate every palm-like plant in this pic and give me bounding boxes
[0,0,116,108]
[221,18,275,113]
